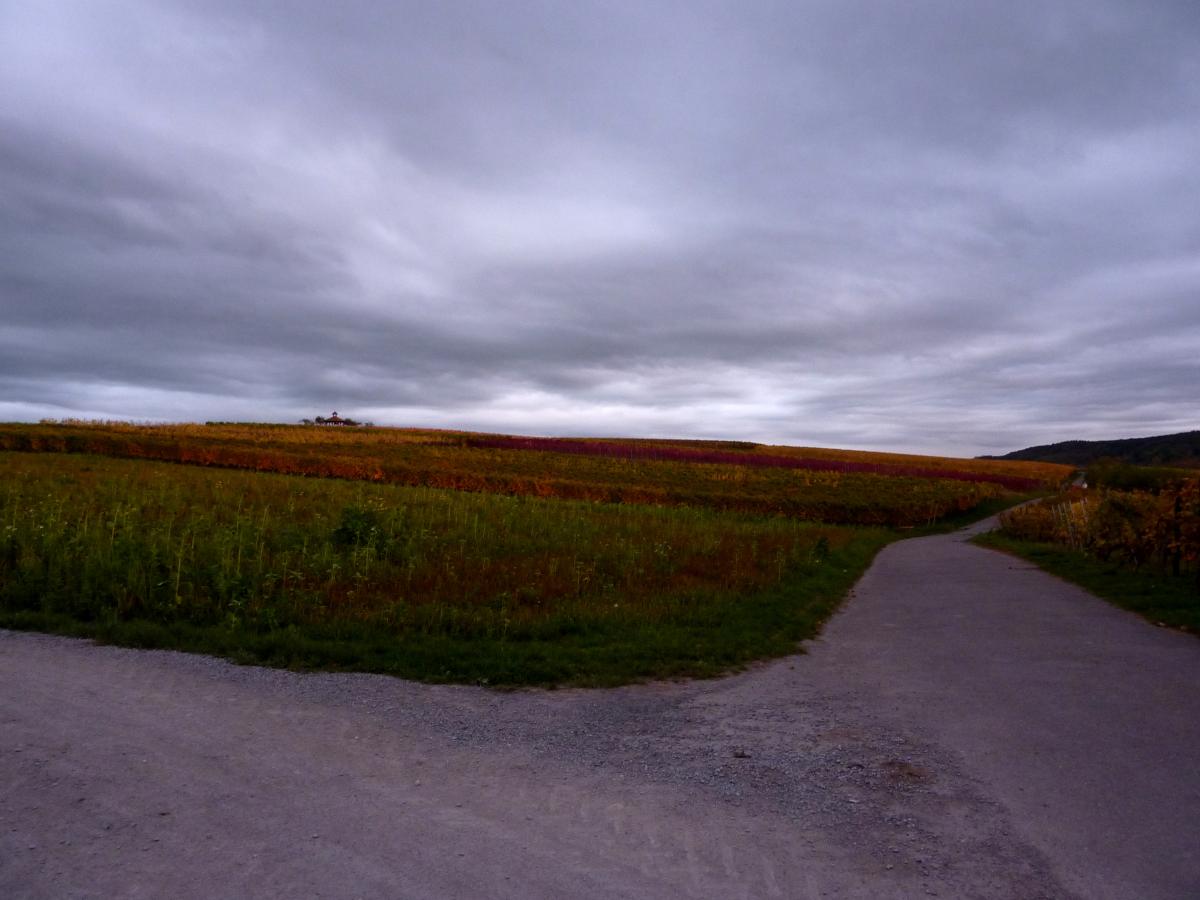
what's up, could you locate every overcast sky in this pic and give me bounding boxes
[2,1,1198,456]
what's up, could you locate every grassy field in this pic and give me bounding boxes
[0,423,1069,685]
[1,451,898,684]
[974,533,1199,635]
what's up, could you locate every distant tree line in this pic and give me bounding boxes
[983,430,1200,469]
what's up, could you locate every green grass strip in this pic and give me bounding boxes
[1,531,890,687]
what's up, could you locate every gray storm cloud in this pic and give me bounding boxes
[2,0,1198,455]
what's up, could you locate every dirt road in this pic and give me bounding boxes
[4,520,1199,899]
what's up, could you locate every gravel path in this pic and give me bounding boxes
[3,518,1199,899]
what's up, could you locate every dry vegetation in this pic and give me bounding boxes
[0,421,1068,683]
[0,421,1070,527]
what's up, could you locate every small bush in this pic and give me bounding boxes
[331,504,385,549]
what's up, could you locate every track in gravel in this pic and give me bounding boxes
[3,517,1199,899]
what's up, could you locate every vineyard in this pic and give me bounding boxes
[0,451,892,684]
[0,420,1069,684]
[0,421,1070,528]
[462,435,1045,490]
[997,480,1200,584]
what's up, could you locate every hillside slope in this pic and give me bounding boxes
[983,430,1200,468]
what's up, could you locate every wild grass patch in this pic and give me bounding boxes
[1,451,891,685]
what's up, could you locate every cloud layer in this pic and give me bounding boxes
[3,0,1198,455]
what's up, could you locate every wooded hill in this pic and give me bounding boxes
[983,430,1200,469]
